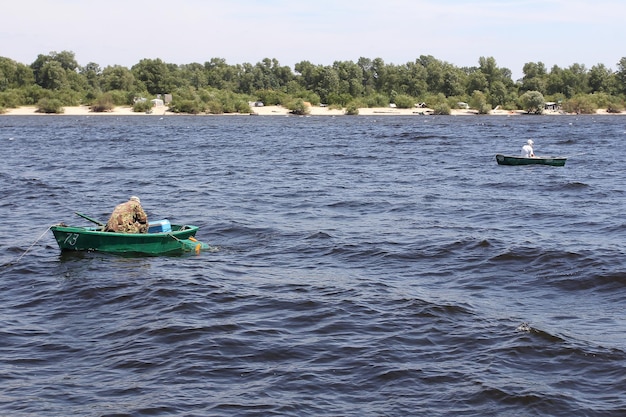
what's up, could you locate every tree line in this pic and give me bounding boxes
[1,50,625,115]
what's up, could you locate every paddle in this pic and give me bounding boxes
[75,212,105,227]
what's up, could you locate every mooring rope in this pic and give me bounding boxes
[167,232,202,254]
[5,225,52,267]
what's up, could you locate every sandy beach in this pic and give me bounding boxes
[1,104,622,116]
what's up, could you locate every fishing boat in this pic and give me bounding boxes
[50,213,209,255]
[495,154,567,166]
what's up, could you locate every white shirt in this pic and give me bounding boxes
[521,144,534,158]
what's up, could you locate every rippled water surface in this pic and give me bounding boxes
[1,114,625,416]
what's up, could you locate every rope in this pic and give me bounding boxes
[167,233,181,242]
[6,226,51,266]
[167,232,202,254]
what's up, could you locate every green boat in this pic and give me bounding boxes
[495,154,567,166]
[50,213,209,255]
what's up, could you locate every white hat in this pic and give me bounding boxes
[527,139,534,146]
[130,196,140,203]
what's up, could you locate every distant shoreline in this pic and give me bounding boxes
[2,105,624,116]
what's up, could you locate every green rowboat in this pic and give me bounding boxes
[495,154,567,166]
[50,223,209,255]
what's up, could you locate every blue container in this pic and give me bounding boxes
[148,219,171,233]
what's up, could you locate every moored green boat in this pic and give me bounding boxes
[495,154,567,166]
[50,223,209,255]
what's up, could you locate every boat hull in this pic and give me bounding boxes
[50,224,208,255]
[495,154,566,166]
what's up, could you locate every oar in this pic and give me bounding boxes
[75,212,105,227]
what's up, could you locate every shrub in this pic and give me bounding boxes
[233,100,252,114]
[363,93,389,108]
[82,88,99,105]
[287,99,310,115]
[170,99,204,114]
[36,98,64,113]
[600,94,624,113]
[207,100,224,114]
[519,91,545,114]
[345,103,359,115]
[562,95,597,114]
[55,88,82,106]
[326,92,353,106]
[0,89,26,108]
[255,89,287,106]
[221,98,237,113]
[424,93,447,107]
[394,94,415,109]
[477,103,492,114]
[132,100,153,113]
[606,100,624,113]
[469,90,491,114]
[90,93,115,112]
[106,89,133,105]
[432,103,451,115]
[298,91,321,106]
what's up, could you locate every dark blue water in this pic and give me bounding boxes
[1,114,625,416]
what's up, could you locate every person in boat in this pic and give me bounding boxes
[521,139,535,158]
[104,196,148,233]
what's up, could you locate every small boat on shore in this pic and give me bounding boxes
[50,213,209,255]
[495,154,567,166]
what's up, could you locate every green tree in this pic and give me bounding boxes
[357,57,376,94]
[316,66,340,104]
[31,50,78,87]
[587,63,612,92]
[545,65,565,96]
[421,55,444,93]
[333,60,364,97]
[370,58,387,92]
[616,57,626,95]
[478,56,500,86]
[180,62,207,90]
[469,90,491,114]
[560,63,588,97]
[466,70,488,95]
[132,58,174,94]
[441,64,465,97]
[520,62,547,93]
[294,60,322,92]
[0,57,35,90]
[488,80,508,106]
[519,90,545,114]
[204,58,236,90]
[39,61,68,90]
[253,58,292,90]
[80,62,102,94]
[101,65,135,91]
[404,60,428,97]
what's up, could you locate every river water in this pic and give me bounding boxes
[1,114,625,416]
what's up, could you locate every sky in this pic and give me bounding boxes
[1,0,624,80]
